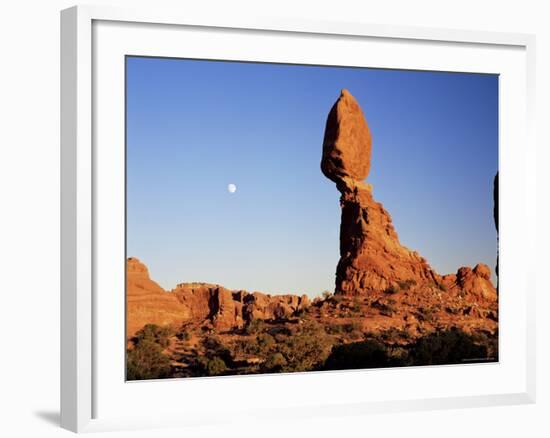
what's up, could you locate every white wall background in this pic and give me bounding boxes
[0,0,547,436]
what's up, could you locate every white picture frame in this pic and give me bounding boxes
[60,4,536,433]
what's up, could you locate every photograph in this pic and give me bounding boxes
[125,56,499,380]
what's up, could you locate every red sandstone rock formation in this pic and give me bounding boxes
[441,263,497,301]
[321,90,439,294]
[321,89,496,298]
[171,283,310,331]
[127,258,311,336]
[321,89,372,183]
[126,258,191,336]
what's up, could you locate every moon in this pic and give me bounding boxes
[227,183,237,194]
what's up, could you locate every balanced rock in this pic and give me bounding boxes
[322,90,439,294]
[321,89,372,184]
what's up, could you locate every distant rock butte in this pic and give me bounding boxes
[321,89,496,298]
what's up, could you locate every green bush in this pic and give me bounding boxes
[245,319,265,335]
[201,356,228,376]
[411,329,488,365]
[323,340,400,370]
[257,333,275,350]
[127,340,172,380]
[351,298,362,313]
[371,300,396,317]
[263,352,287,372]
[397,279,417,291]
[133,324,172,348]
[416,305,440,323]
[273,321,333,372]
[201,335,232,363]
[378,327,411,343]
[176,330,191,342]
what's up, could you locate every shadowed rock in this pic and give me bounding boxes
[494,172,499,283]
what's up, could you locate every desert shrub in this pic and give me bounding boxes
[343,321,362,333]
[326,321,362,336]
[257,333,275,350]
[133,324,172,348]
[263,352,287,372]
[397,279,417,291]
[322,290,333,300]
[245,319,265,335]
[176,330,191,342]
[323,340,401,370]
[268,325,292,337]
[235,332,276,357]
[384,285,399,295]
[371,300,396,317]
[311,297,323,306]
[438,283,448,292]
[325,324,344,335]
[202,335,232,363]
[274,321,333,372]
[416,305,441,323]
[411,329,488,365]
[378,327,411,344]
[330,294,346,304]
[234,338,260,356]
[345,323,364,340]
[471,330,498,361]
[126,340,172,380]
[200,356,228,376]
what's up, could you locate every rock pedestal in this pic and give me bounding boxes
[322,90,441,294]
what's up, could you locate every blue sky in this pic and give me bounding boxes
[126,57,498,296]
